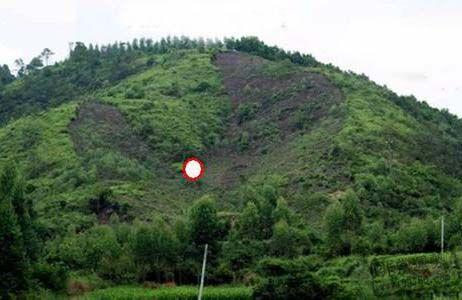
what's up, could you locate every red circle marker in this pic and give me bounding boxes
[181,157,205,182]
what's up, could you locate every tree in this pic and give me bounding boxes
[82,225,121,272]
[132,219,179,282]
[132,38,139,50]
[0,64,14,85]
[324,190,364,256]
[173,217,199,284]
[392,218,428,253]
[188,195,222,268]
[0,195,26,296]
[0,163,29,295]
[70,42,88,62]
[255,257,326,300]
[365,221,388,254]
[26,57,44,73]
[324,200,347,256]
[189,196,221,247]
[220,229,264,282]
[257,184,279,239]
[88,187,120,224]
[2,164,38,259]
[14,59,26,77]
[237,201,262,240]
[40,48,54,66]
[272,197,292,224]
[269,219,312,258]
[342,190,363,233]
[270,220,299,258]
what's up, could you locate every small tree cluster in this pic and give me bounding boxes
[0,163,38,296]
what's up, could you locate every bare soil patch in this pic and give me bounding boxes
[206,52,344,187]
[69,101,152,171]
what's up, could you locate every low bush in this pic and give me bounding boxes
[31,262,69,291]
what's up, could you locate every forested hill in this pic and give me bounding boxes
[2,37,462,298]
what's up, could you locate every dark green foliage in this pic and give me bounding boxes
[291,101,323,129]
[269,220,312,258]
[324,190,363,256]
[447,198,462,250]
[26,56,44,73]
[31,262,68,291]
[0,45,140,124]
[132,219,179,281]
[220,232,264,281]
[189,196,222,250]
[342,190,362,233]
[88,187,114,211]
[219,180,314,281]
[254,257,326,300]
[0,184,27,296]
[224,36,318,67]
[389,217,440,254]
[0,163,38,295]
[237,201,261,240]
[124,84,145,99]
[393,219,428,253]
[192,81,212,93]
[237,102,259,124]
[159,81,181,97]
[0,64,14,85]
[324,200,348,255]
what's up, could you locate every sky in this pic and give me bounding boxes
[1,0,461,115]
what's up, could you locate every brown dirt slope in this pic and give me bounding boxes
[69,101,154,179]
[69,102,151,160]
[204,52,344,188]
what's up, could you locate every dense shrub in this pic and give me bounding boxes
[254,257,326,300]
[369,253,462,297]
[31,262,68,291]
[237,102,259,124]
[124,84,145,99]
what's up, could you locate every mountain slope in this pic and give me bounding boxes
[3,37,462,297]
[0,37,462,244]
[0,50,230,234]
[1,42,461,235]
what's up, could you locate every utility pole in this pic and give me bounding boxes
[441,215,445,255]
[198,244,208,300]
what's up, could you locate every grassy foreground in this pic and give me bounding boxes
[80,286,252,300]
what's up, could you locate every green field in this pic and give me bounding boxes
[81,286,252,300]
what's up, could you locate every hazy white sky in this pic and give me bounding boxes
[1,0,461,115]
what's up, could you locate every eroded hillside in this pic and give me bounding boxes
[205,52,345,195]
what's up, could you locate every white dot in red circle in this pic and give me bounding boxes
[182,157,205,182]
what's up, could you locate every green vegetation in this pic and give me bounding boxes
[0,163,38,296]
[2,36,462,298]
[370,252,462,297]
[84,285,252,300]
